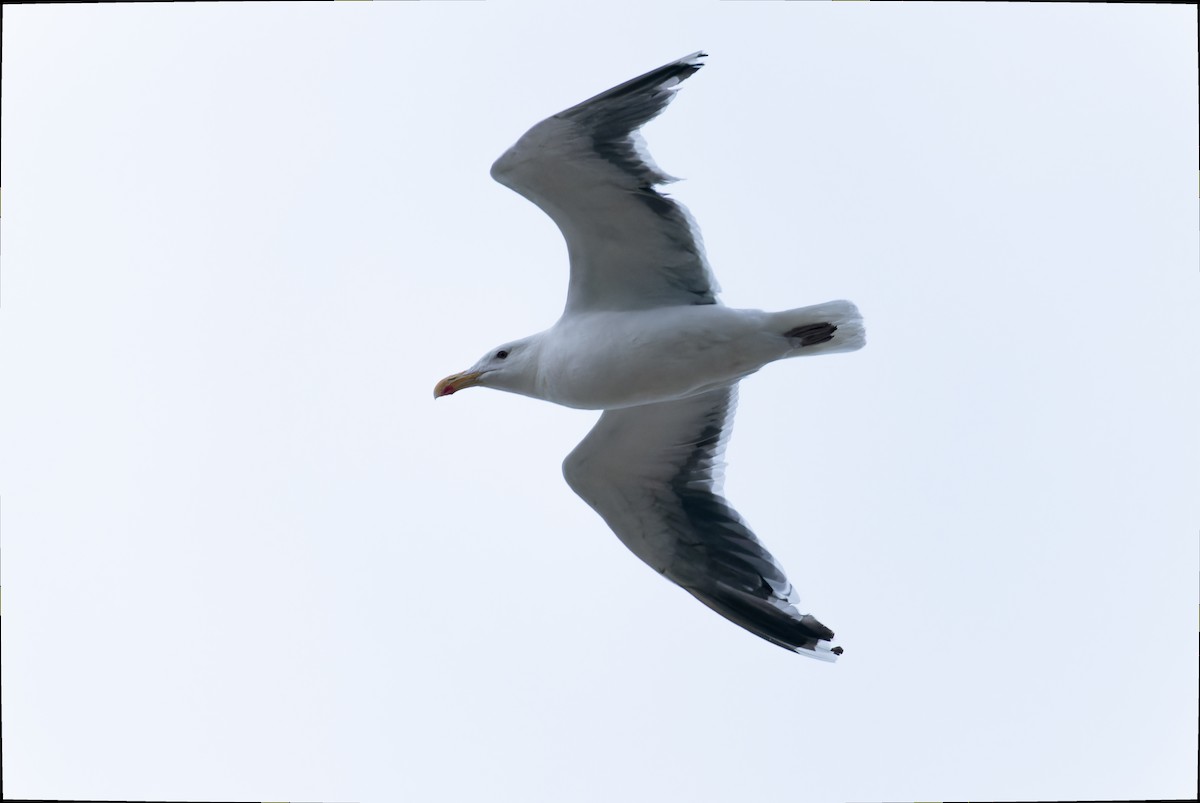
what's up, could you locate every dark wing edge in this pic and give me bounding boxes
[556,52,716,307]
[555,51,707,189]
[562,387,842,661]
[491,52,719,312]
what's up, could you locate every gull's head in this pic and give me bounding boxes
[434,336,539,399]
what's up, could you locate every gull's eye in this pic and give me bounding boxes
[495,349,509,360]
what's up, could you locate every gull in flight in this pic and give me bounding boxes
[435,52,863,661]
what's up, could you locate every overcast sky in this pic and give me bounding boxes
[2,2,1197,801]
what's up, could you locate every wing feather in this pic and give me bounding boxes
[562,386,842,660]
[491,52,719,313]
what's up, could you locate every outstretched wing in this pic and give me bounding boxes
[562,386,842,660]
[490,51,719,314]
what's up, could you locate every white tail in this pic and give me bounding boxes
[773,300,865,356]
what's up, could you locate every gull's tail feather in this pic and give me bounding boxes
[775,299,865,356]
[686,584,843,662]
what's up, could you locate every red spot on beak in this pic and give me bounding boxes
[441,385,455,396]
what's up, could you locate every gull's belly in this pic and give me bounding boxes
[538,308,780,410]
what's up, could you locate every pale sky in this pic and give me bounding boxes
[2,2,1197,801]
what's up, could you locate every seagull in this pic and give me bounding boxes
[435,52,863,661]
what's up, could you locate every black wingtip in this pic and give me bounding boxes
[687,585,840,657]
[557,51,709,124]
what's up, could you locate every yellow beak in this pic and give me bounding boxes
[434,370,484,399]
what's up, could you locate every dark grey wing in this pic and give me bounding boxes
[490,52,719,314]
[562,386,842,661]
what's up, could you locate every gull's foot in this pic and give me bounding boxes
[785,322,838,347]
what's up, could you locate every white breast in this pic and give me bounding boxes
[534,307,782,410]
